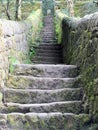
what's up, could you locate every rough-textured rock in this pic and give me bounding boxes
[0,10,42,89]
[7,75,79,89]
[12,64,78,78]
[55,10,98,126]
[4,88,82,104]
[31,15,63,64]
[2,101,83,114]
[0,113,90,130]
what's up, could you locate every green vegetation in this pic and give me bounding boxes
[26,9,43,62]
[55,17,62,44]
[56,0,98,17]
[0,1,41,20]
[22,1,41,19]
[74,1,98,17]
[9,56,20,73]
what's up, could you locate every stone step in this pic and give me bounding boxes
[44,19,54,22]
[0,113,90,130]
[41,38,56,40]
[11,64,78,78]
[41,37,56,40]
[44,21,54,24]
[42,26,54,28]
[44,23,54,25]
[44,21,54,23]
[44,20,54,22]
[44,22,54,24]
[7,75,79,89]
[34,43,61,46]
[41,31,54,34]
[42,32,55,35]
[35,48,62,54]
[43,24,54,27]
[4,88,83,104]
[36,52,62,57]
[41,36,55,39]
[41,33,55,36]
[42,40,57,43]
[42,29,54,32]
[33,45,62,50]
[32,56,63,63]
[41,34,55,37]
[2,101,83,114]
[32,60,63,64]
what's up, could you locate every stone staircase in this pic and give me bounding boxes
[0,15,89,130]
[31,15,63,64]
[1,64,89,130]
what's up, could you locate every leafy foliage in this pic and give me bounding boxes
[74,1,98,17]
[0,0,41,20]
[9,57,20,73]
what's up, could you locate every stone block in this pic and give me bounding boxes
[1,20,14,37]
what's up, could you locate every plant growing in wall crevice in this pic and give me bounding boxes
[54,16,62,44]
[9,56,20,73]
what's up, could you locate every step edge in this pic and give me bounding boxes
[6,101,82,107]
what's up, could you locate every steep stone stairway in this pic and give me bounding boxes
[31,15,63,64]
[0,15,89,130]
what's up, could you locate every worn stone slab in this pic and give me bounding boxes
[0,113,90,130]
[4,88,83,104]
[7,75,79,89]
[12,64,78,78]
[2,101,83,114]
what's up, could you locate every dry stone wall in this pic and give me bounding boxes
[0,10,42,90]
[55,10,98,127]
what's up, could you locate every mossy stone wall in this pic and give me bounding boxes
[55,11,98,128]
[0,9,42,91]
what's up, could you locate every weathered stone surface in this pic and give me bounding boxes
[2,101,83,114]
[0,11,94,130]
[0,114,7,127]
[0,113,90,130]
[55,10,98,125]
[4,88,82,104]
[0,10,42,90]
[7,75,79,89]
[7,113,25,130]
[12,64,78,78]
[31,15,63,64]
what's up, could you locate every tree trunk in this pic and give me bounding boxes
[66,0,74,17]
[1,0,11,20]
[15,0,22,20]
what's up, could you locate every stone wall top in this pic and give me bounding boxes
[77,12,98,31]
[56,10,98,31]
